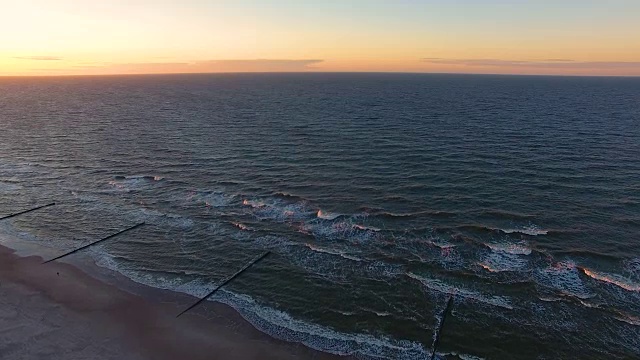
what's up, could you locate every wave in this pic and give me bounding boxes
[613,310,640,326]
[273,191,305,201]
[477,209,536,220]
[305,243,363,262]
[483,242,532,256]
[359,208,458,219]
[425,239,456,250]
[499,226,548,236]
[112,175,163,182]
[300,221,381,244]
[537,293,600,309]
[535,261,594,300]
[317,209,342,220]
[538,295,562,302]
[477,252,529,273]
[188,190,235,208]
[580,268,640,292]
[243,198,313,222]
[108,175,163,191]
[243,199,264,208]
[353,224,381,232]
[232,222,252,231]
[459,224,548,236]
[407,272,513,310]
[371,311,391,317]
[248,235,402,282]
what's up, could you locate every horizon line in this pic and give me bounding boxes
[1,70,639,79]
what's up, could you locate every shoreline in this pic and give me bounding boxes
[0,241,349,360]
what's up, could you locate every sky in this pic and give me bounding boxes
[1,0,639,76]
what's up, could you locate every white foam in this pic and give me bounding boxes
[580,268,640,292]
[353,224,382,232]
[317,210,342,220]
[232,222,251,231]
[407,273,513,310]
[301,221,381,244]
[243,199,265,208]
[243,198,312,222]
[484,241,532,255]
[426,239,456,250]
[535,261,594,300]
[499,225,548,236]
[478,252,528,273]
[108,175,160,191]
[305,244,363,262]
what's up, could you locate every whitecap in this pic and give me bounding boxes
[613,311,640,326]
[580,267,640,292]
[243,198,312,222]
[232,222,251,231]
[353,224,382,232]
[317,210,342,220]
[535,261,594,300]
[305,243,363,262]
[484,241,532,255]
[499,225,548,236]
[477,251,528,273]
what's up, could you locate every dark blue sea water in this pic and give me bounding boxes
[1,73,639,359]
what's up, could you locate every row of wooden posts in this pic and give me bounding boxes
[1,202,454,357]
[0,202,270,318]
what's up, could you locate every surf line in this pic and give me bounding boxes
[177,251,271,318]
[431,295,455,360]
[43,223,146,264]
[0,202,56,220]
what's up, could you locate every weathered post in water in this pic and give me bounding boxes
[43,223,146,264]
[0,203,56,220]
[177,251,271,318]
[431,295,454,360]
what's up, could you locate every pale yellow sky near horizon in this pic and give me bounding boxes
[1,0,639,76]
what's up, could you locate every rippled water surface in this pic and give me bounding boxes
[1,73,639,359]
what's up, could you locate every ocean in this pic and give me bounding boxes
[0,73,639,359]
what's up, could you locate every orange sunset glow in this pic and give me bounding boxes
[1,1,639,76]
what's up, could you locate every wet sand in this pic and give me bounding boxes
[0,244,347,360]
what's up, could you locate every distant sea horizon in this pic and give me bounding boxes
[2,71,640,78]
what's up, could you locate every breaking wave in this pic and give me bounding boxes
[317,210,343,220]
[407,272,513,310]
[484,241,532,255]
[535,261,594,300]
[305,243,363,262]
[580,268,640,292]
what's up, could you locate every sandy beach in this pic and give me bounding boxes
[0,243,346,360]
